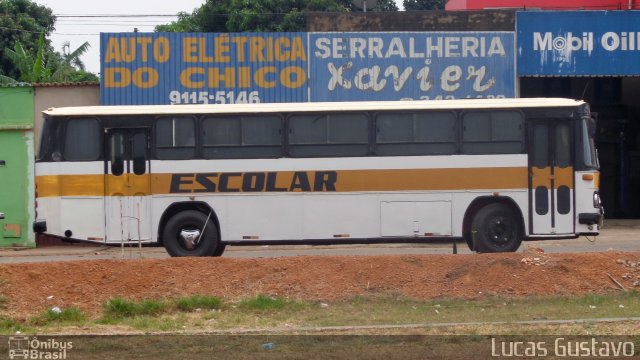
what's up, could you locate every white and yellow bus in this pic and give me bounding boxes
[33,98,603,256]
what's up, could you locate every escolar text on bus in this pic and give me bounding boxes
[169,171,338,193]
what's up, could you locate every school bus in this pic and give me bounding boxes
[33,98,603,256]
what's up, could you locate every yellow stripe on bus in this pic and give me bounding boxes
[36,167,535,198]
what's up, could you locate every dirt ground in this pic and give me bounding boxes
[1,249,639,319]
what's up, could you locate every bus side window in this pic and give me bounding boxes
[111,133,124,176]
[63,118,102,161]
[375,111,457,156]
[288,113,369,157]
[202,115,282,159]
[155,117,196,160]
[462,111,524,154]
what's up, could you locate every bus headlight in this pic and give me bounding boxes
[593,191,602,208]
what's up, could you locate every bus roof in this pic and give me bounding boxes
[43,98,586,117]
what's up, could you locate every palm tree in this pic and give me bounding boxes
[50,41,92,82]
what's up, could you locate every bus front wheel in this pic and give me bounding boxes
[163,210,221,257]
[470,203,522,253]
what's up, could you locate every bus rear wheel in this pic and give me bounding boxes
[163,210,221,257]
[470,203,522,253]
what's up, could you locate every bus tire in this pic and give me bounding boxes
[212,244,226,257]
[465,237,475,251]
[470,203,522,253]
[163,210,220,257]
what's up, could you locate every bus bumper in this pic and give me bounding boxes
[578,211,603,227]
[33,220,47,233]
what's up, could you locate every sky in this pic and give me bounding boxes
[34,0,405,76]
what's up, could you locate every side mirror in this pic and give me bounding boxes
[0,212,4,220]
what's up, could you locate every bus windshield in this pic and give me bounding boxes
[581,116,598,169]
[37,117,50,161]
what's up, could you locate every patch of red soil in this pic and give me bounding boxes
[1,251,638,319]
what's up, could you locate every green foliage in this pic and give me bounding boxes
[370,0,399,11]
[155,0,397,33]
[0,0,55,79]
[238,295,296,311]
[32,307,86,325]
[403,0,448,11]
[0,35,97,84]
[104,298,167,318]
[0,316,19,330]
[3,34,49,83]
[0,0,97,84]
[175,295,223,312]
[50,41,98,82]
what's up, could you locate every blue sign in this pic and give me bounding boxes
[101,33,308,105]
[517,11,640,76]
[309,32,516,101]
[101,32,516,105]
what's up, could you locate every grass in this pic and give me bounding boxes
[31,307,86,326]
[175,295,222,312]
[1,291,639,335]
[238,295,299,311]
[104,298,167,318]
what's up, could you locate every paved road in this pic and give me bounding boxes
[0,220,638,263]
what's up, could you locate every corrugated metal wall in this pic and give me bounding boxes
[101,32,516,105]
[101,32,308,105]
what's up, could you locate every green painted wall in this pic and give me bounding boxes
[0,86,35,247]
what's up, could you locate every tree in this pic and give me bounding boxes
[155,0,397,33]
[0,0,55,79]
[49,41,98,82]
[0,35,97,84]
[403,0,448,11]
[0,0,98,84]
[368,0,399,12]
[0,34,49,84]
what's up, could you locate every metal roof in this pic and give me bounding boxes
[33,82,99,87]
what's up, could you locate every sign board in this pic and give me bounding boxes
[101,32,516,105]
[100,32,308,105]
[309,32,516,101]
[517,11,640,76]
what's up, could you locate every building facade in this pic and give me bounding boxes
[0,86,35,247]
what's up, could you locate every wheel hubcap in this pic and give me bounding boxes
[179,229,201,250]
[487,216,512,246]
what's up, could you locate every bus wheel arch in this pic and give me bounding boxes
[462,197,524,253]
[158,202,225,257]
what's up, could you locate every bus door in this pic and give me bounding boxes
[529,120,574,235]
[104,128,152,242]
